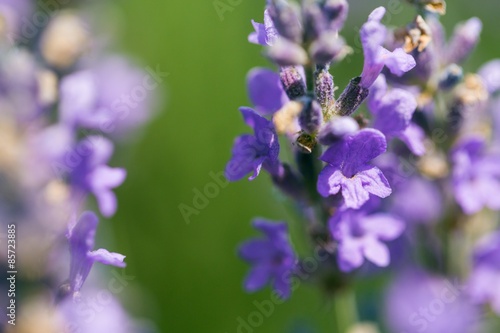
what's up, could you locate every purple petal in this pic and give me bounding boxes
[239,240,275,262]
[337,239,364,272]
[244,266,272,292]
[317,166,343,197]
[248,20,267,45]
[356,167,392,199]
[247,68,288,115]
[358,214,405,241]
[89,249,126,267]
[362,237,390,267]
[478,60,500,94]
[372,88,416,136]
[383,48,416,77]
[341,176,371,209]
[398,123,426,156]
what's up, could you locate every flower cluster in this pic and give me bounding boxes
[0,0,160,331]
[226,0,500,331]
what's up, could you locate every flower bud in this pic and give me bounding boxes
[298,96,323,134]
[334,77,369,116]
[268,0,303,43]
[446,17,482,65]
[280,66,307,99]
[315,65,335,116]
[267,39,308,66]
[309,32,348,65]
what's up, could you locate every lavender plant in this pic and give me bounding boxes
[226,0,500,331]
[0,0,159,332]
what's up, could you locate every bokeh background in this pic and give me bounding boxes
[98,0,500,332]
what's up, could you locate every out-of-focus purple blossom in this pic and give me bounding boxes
[248,9,278,46]
[468,231,500,314]
[69,137,126,217]
[368,75,425,156]
[67,211,126,295]
[385,270,480,333]
[317,129,391,209]
[478,59,500,94]
[446,17,482,65]
[266,39,308,66]
[59,56,157,135]
[0,0,32,41]
[391,177,443,225]
[247,67,289,115]
[225,107,280,181]
[451,136,500,215]
[359,7,416,88]
[330,198,404,272]
[239,219,296,299]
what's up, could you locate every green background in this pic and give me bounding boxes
[99,0,500,332]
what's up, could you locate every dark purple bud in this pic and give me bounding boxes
[334,77,369,116]
[267,39,308,66]
[314,65,335,115]
[318,116,359,145]
[309,32,347,65]
[298,96,323,134]
[322,0,349,31]
[302,2,327,41]
[280,66,307,100]
[438,64,463,90]
[446,17,482,64]
[268,0,303,43]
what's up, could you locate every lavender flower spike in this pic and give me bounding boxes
[451,136,500,214]
[330,199,404,272]
[239,219,296,299]
[359,7,416,89]
[317,129,392,209]
[68,211,126,295]
[225,107,280,181]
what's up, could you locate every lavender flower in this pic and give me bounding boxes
[70,137,126,218]
[239,219,296,298]
[359,7,416,89]
[330,199,404,272]
[317,129,392,209]
[468,232,500,314]
[368,75,425,155]
[67,211,126,295]
[225,107,280,181]
[248,9,278,46]
[247,67,289,115]
[451,136,500,214]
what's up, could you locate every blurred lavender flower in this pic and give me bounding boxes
[452,136,500,215]
[239,219,296,298]
[69,137,126,217]
[330,199,404,272]
[468,232,500,314]
[247,67,289,115]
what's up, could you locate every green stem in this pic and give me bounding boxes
[333,288,358,333]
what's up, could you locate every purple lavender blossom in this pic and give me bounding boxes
[67,211,126,294]
[0,0,32,40]
[451,136,500,214]
[330,199,404,272]
[317,129,392,209]
[468,231,500,314]
[368,75,425,155]
[225,107,280,181]
[390,177,443,225]
[247,67,289,115]
[248,9,278,46]
[70,137,126,217]
[446,17,482,65]
[359,7,416,88]
[239,219,296,298]
[478,59,500,94]
[59,56,156,135]
[385,270,480,333]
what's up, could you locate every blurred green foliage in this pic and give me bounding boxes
[104,0,500,332]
